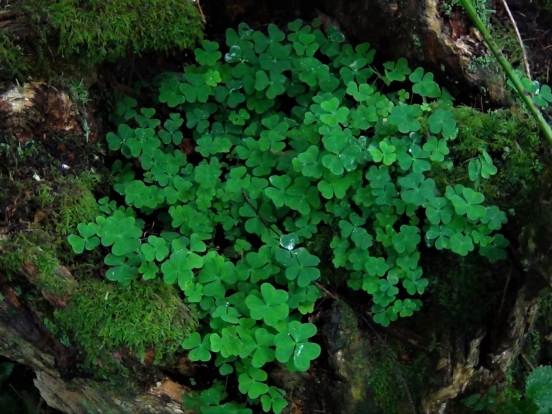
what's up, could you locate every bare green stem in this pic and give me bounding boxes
[458,0,552,147]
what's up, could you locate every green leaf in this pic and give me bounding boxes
[345,81,374,102]
[398,172,436,207]
[293,145,323,178]
[68,222,100,253]
[106,263,138,286]
[410,68,441,98]
[481,206,507,230]
[264,175,291,207]
[401,268,428,295]
[449,186,486,221]
[392,225,421,254]
[261,387,288,414]
[182,332,212,362]
[526,365,552,413]
[97,210,142,256]
[246,283,289,326]
[158,76,185,107]
[140,236,169,262]
[107,123,134,151]
[274,320,320,371]
[450,233,475,256]
[423,136,449,162]
[388,104,422,133]
[427,108,457,139]
[162,249,204,290]
[238,367,269,399]
[211,326,243,357]
[383,58,411,82]
[320,97,349,127]
[425,197,453,225]
[195,40,222,66]
[369,140,397,166]
[277,248,321,287]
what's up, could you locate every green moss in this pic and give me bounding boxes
[50,172,101,236]
[53,278,199,366]
[0,230,78,296]
[1,0,203,81]
[24,0,203,65]
[0,30,29,80]
[365,343,428,414]
[0,169,102,291]
[436,106,542,213]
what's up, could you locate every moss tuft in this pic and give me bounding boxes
[437,106,542,213]
[24,0,203,65]
[53,278,199,366]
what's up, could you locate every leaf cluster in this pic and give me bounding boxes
[69,19,512,412]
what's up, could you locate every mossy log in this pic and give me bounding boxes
[0,80,192,413]
[0,273,193,414]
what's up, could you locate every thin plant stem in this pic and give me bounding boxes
[458,0,552,147]
[499,0,531,80]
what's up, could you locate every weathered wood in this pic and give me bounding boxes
[0,275,193,413]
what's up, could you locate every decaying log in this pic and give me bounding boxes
[0,81,99,144]
[0,273,192,414]
[35,373,188,414]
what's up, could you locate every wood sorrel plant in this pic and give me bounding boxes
[69,19,509,412]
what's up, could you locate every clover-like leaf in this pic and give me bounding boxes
[410,67,441,98]
[392,225,421,254]
[274,320,320,371]
[398,172,436,207]
[401,268,428,295]
[481,206,507,230]
[448,186,486,221]
[392,298,422,317]
[320,97,349,127]
[261,386,288,414]
[211,326,243,358]
[246,283,289,326]
[97,210,142,256]
[195,40,222,66]
[450,232,475,256]
[162,249,204,290]
[369,140,397,166]
[140,235,169,262]
[425,197,453,225]
[345,81,374,102]
[255,70,287,99]
[68,222,100,253]
[339,214,373,250]
[388,104,422,133]
[294,145,323,178]
[383,57,411,82]
[182,332,212,362]
[525,365,552,412]
[277,248,321,287]
[158,76,186,108]
[428,108,457,139]
[106,262,139,286]
[106,123,135,151]
[238,366,269,399]
[264,175,292,207]
[423,136,449,162]
[322,131,361,174]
